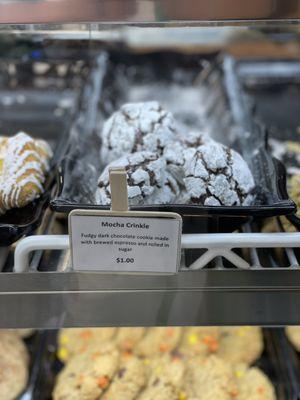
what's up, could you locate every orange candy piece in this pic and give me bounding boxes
[166,328,174,337]
[122,339,134,350]
[202,335,219,352]
[97,375,110,389]
[159,343,170,352]
[257,386,265,395]
[229,389,239,398]
[77,374,85,384]
[122,350,133,359]
[79,344,88,354]
[91,351,102,360]
[79,330,93,340]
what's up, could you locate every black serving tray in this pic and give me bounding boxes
[263,328,300,399]
[18,331,47,400]
[25,328,298,400]
[229,58,300,231]
[51,51,295,234]
[0,52,91,245]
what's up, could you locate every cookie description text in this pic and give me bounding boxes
[81,232,169,250]
[69,213,181,273]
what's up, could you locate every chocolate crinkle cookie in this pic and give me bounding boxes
[100,101,177,164]
[95,151,180,206]
[163,132,212,182]
[172,140,255,206]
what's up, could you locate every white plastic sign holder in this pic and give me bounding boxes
[68,167,182,274]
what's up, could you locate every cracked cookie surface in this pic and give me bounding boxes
[95,151,180,205]
[178,140,255,206]
[100,101,177,164]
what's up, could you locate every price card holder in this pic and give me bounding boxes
[69,168,182,274]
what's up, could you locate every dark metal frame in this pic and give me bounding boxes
[0,0,300,25]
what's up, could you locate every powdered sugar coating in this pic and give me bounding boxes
[179,141,255,206]
[100,102,177,164]
[163,131,212,183]
[181,130,211,148]
[164,142,195,168]
[95,151,179,206]
[98,99,255,208]
[163,142,196,183]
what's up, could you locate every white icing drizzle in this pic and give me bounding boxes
[0,132,52,214]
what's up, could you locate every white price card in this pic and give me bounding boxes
[69,210,182,274]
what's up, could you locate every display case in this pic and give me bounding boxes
[1,1,300,399]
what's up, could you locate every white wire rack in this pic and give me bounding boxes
[12,230,300,272]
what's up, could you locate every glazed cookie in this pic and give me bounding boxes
[179,327,220,357]
[96,151,180,206]
[57,327,117,362]
[234,364,276,400]
[184,355,238,400]
[100,101,177,164]
[285,326,300,351]
[102,354,147,400]
[218,327,263,365]
[53,342,119,400]
[0,132,52,215]
[114,327,147,351]
[138,354,186,400]
[179,140,255,206]
[135,327,183,358]
[0,332,29,400]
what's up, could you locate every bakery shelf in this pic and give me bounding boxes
[0,225,299,328]
[51,49,295,229]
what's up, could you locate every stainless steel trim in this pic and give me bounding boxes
[0,270,300,327]
[0,0,300,25]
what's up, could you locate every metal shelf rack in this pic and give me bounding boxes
[0,219,298,328]
[0,0,299,331]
